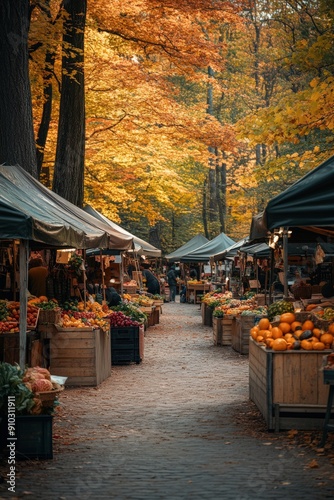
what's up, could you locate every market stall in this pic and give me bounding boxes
[0,164,133,370]
[247,155,334,429]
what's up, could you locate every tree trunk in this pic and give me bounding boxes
[0,0,37,177]
[36,49,56,180]
[53,0,86,206]
[202,178,209,239]
[216,150,226,233]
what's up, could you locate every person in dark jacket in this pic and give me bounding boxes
[106,286,122,306]
[167,265,178,302]
[141,267,160,295]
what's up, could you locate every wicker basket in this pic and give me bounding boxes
[292,284,312,300]
[36,386,64,408]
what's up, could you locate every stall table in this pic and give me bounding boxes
[186,283,211,303]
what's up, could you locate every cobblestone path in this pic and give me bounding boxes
[0,300,333,499]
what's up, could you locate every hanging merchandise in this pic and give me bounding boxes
[315,243,325,265]
[274,246,284,269]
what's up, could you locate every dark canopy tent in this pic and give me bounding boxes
[83,205,161,257]
[251,155,334,238]
[165,234,209,262]
[0,165,133,250]
[180,232,235,262]
[248,156,334,297]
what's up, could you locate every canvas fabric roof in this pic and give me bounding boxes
[0,165,133,250]
[165,234,209,262]
[180,232,235,262]
[250,155,334,240]
[211,237,249,262]
[83,205,161,257]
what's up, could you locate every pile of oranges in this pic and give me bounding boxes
[250,312,334,351]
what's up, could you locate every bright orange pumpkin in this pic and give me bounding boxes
[258,318,270,330]
[302,320,314,331]
[271,326,283,339]
[280,312,296,324]
[278,322,291,334]
[272,338,287,351]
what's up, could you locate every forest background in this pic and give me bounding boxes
[0,0,333,255]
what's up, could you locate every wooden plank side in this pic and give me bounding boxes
[49,366,96,377]
[50,357,95,368]
[272,353,284,403]
[95,330,111,385]
[299,353,318,404]
[50,348,95,359]
[282,352,301,404]
[50,338,95,349]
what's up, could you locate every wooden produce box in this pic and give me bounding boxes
[47,328,111,387]
[201,302,213,327]
[0,332,44,366]
[232,315,256,355]
[221,316,236,346]
[249,338,333,431]
[213,316,223,345]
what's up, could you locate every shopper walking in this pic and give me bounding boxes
[167,265,178,302]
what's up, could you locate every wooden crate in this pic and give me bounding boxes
[221,316,236,346]
[249,338,333,430]
[232,316,255,355]
[47,328,111,387]
[213,316,223,345]
[201,302,213,327]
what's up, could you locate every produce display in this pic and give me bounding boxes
[0,300,39,333]
[110,303,147,324]
[267,300,294,321]
[250,312,334,351]
[107,310,141,328]
[60,310,110,332]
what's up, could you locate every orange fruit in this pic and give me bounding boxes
[290,321,302,332]
[302,320,314,331]
[278,322,291,334]
[280,312,296,324]
[271,327,283,339]
[258,318,270,330]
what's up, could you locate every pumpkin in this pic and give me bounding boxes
[280,312,296,324]
[302,320,314,331]
[313,342,325,351]
[320,333,334,347]
[290,321,302,332]
[301,339,313,350]
[39,295,48,302]
[312,328,322,339]
[272,338,287,351]
[328,323,334,335]
[250,329,258,340]
[32,378,53,393]
[278,322,291,334]
[271,327,283,339]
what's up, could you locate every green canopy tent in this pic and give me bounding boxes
[165,234,209,262]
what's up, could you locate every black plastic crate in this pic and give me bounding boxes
[2,415,53,460]
[112,348,141,365]
[110,327,142,365]
[111,327,139,344]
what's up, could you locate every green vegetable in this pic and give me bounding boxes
[267,300,294,321]
[0,362,35,416]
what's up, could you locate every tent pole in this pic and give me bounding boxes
[120,254,124,295]
[100,250,106,303]
[283,228,289,299]
[19,239,29,370]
